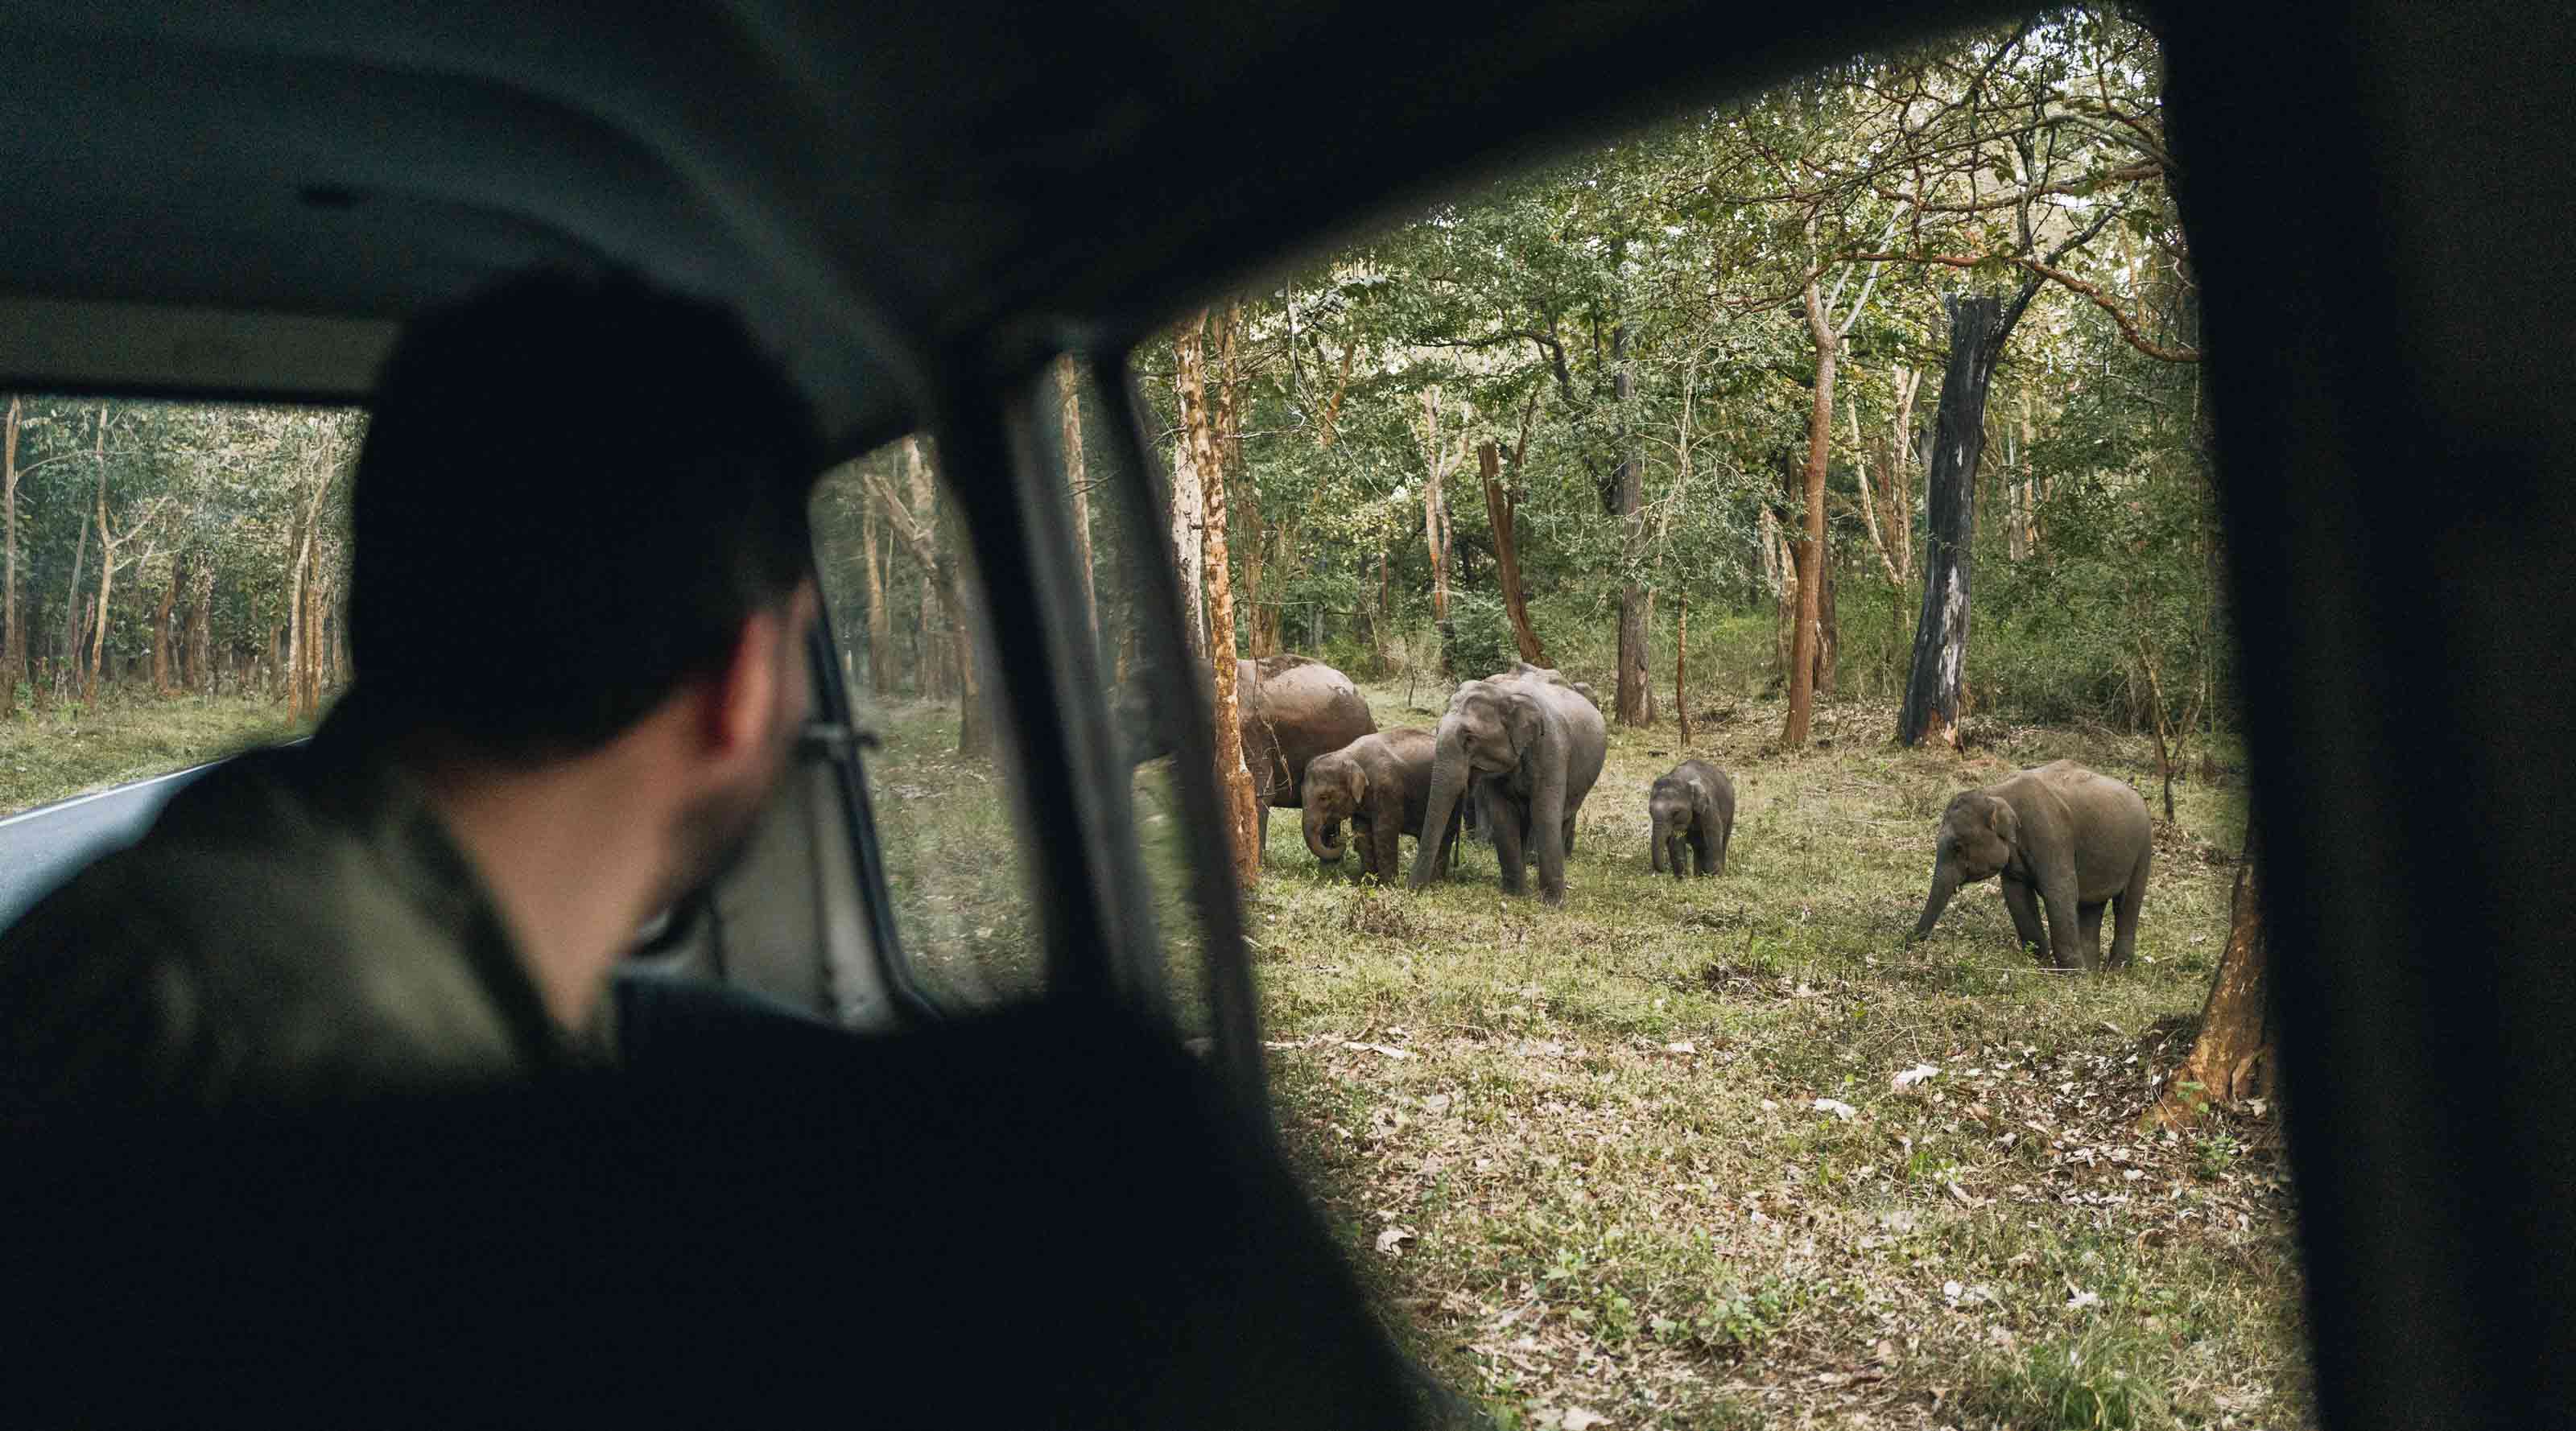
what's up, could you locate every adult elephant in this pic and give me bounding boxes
[1408,666,1607,904]
[1908,759,2153,970]
[1125,654,1377,855]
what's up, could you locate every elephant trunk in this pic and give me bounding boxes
[1912,860,1961,942]
[1410,722,1472,890]
[1304,804,1346,863]
[1666,831,1689,881]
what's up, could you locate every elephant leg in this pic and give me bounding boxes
[2000,879,2050,963]
[1486,792,1529,895]
[1256,802,1270,860]
[1695,831,1718,877]
[2079,901,2107,966]
[1371,815,1402,889]
[2040,878,2087,971]
[1714,823,1730,876]
[2108,850,2149,968]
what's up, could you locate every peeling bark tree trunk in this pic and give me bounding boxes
[1056,357,1099,650]
[1480,441,1546,664]
[186,559,213,695]
[1900,295,2008,749]
[1177,314,1261,887]
[2151,839,2273,1128]
[1170,437,1207,665]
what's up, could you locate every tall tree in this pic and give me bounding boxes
[2150,833,2272,1129]
[1176,313,1261,885]
[1478,429,1546,665]
[1,396,20,716]
[1055,357,1098,650]
[1611,323,1653,725]
[1898,295,2004,748]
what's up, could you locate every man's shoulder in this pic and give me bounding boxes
[0,749,529,1107]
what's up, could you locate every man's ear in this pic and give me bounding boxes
[700,584,815,759]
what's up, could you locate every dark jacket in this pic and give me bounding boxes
[0,699,601,1112]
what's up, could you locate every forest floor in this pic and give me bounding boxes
[0,692,313,818]
[1244,684,2301,1431]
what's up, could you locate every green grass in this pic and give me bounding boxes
[0,690,316,817]
[1240,683,2305,1430]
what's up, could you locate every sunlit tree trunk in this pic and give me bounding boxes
[1784,280,1837,748]
[2151,836,2273,1128]
[1177,313,1261,886]
[1056,357,1098,650]
[861,491,890,694]
[1170,436,1206,665]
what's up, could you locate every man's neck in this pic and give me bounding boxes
[408,748,667,1033]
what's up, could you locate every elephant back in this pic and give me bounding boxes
[1248,655,1378,803]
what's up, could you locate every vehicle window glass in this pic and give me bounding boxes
[0,398,357,927]
[1051,359,1216,1044]
[809,438,1040,1009]
[1109,18,2296,1427]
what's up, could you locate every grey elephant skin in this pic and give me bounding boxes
[1410,664,1608,904]
[1909,759,2152,970]
[1124,654,1377,855]
[1302,728,1461,882]
[1648,760,1735,879]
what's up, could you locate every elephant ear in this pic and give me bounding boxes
[1341,761,1368,810]
[1505,691,1546,760]
[1692,784,1720,837]
[1988,798,2021,850]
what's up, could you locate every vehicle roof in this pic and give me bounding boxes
[0,0,1983,451]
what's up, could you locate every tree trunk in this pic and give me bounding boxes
[151,560,178,695]
[1612,324,1651,728]
[861,489,890,695]
[903,439,985,755]
[1900,295,2008,748]
[1676,595,1690,747]
[1056,357,1099,652]
[1783,285,1836,748]
[1421,395,1452,677]
[1170,436,1207,665]
[1178,314,1261,886]
[1480,439,1547,665]
[2150,839,2273,1128]
[0,395,19,717]
[60,512,89,696]
[907,440,942,698]
[85,411,113,707]
[1814,543,1838,700]
[187,559,213,695]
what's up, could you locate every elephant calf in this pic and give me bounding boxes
[1909,759,2152,970]
[1648,760,1735,879]
[1301,728,1460,883]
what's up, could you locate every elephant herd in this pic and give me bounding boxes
[1199,654,2154,972]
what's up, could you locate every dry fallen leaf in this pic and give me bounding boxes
[1814,1098,1859,1122]
[1344,1041,1414,1060]
[1375,1225,1417,1256]
[1892,1063,1942,1091]
[1562,1410,1609,1431]
[1665,1040,1697,1055]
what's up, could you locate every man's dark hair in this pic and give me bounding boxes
[350,269,824,758]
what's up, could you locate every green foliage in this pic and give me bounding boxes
[1442,591,1519,683]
